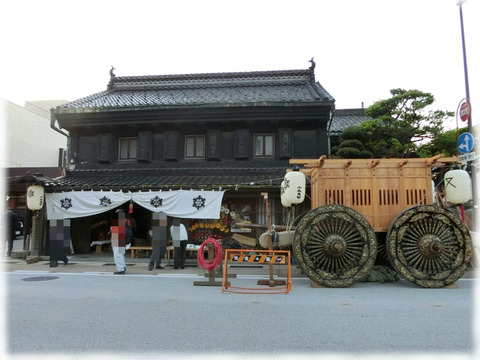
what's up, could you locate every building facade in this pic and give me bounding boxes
[2,98,68,254]
[2,99,68,168]
[46,63,338,254]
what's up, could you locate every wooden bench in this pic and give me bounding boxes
[166,245,206,266]
[130,246,152,258]
[90,240,111,253]
[130,245,207,262]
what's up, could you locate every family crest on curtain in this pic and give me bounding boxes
[45,190,225,220]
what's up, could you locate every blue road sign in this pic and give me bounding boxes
[457,132,474,154]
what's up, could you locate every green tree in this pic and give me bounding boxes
[361,89,453,158]
[418,127,468,157]
[332,126,373,158]
[339,126,369,144]
[336,137,373,159]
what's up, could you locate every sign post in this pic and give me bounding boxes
[457,2,477,231]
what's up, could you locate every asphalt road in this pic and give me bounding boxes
[3,270,477,360]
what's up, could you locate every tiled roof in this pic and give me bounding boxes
[7,168,63,189]
[56,69,334,111]
[329,108,371,134]
[51,167,286,192]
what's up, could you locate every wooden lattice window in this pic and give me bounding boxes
[351,189,371,206]
[324,190,344,205]
[379,189,399,205]
[406,189,427,205]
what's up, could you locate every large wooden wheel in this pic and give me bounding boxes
[386,205,472,288]
[293,204,377,287]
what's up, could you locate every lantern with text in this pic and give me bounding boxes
[27,185,44,210]
[283,169,306,205]
[280,181,292,207]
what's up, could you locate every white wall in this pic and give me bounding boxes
[1,98,68,167]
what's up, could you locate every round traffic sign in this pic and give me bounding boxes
[460,101,471,122]
[457,132,474,154]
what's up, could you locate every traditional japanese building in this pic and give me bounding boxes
[44,61,338,254]
[328,107,371,148]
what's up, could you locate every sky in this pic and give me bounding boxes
[0,0,479,130]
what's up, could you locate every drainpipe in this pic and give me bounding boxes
[51,109,70,168]
[50,109,69,138]
[326,107,335,157]
[45,109,70,258]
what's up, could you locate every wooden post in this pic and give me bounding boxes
[258,192,286,287]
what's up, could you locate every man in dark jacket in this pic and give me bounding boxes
[171,218,188,269]
[5,210,17,257]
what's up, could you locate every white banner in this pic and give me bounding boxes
[45,191,131,219]
[45,190,225,220]
[132,190,225,219]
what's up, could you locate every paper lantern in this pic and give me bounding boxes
[280,181,292,207]
[444,169,471,204]
[283,170,306,204]
[27,185,44,210]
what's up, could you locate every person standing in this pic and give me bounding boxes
[127,213,136,246]
[147,226,165,270]
[111,208,130,275]
[148,248,164,270]
[171,218,188,269]
[148,212,167,271]
[5,209,17,257]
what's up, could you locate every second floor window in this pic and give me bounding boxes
[254,134,274,157]
[119,137,137,160]
[185,135,205,159]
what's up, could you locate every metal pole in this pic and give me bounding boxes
[458,1,471,133]
[458,0,477,231]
